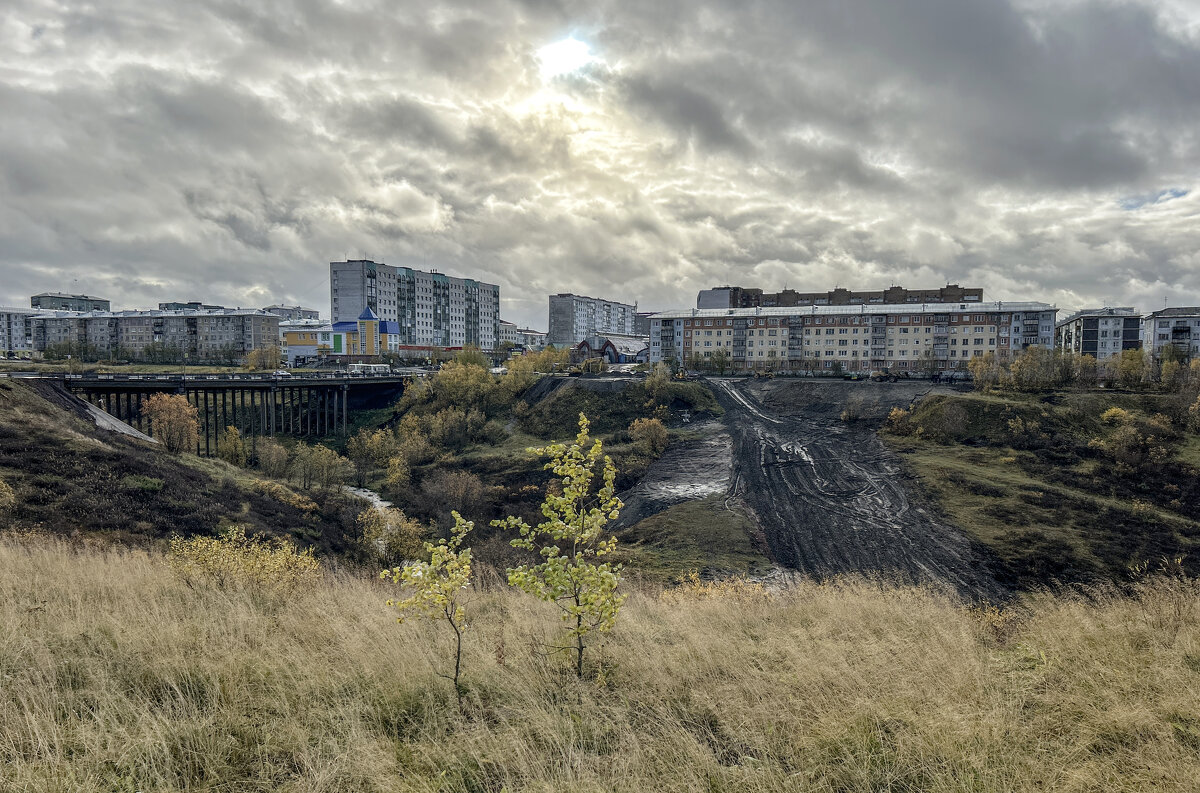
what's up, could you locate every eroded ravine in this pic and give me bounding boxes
[712,378,1006,599]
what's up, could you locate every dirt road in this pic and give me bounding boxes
[711,378,1005,598]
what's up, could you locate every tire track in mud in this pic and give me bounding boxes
[713,378,1006,599]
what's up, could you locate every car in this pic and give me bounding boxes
[273,370,292,377]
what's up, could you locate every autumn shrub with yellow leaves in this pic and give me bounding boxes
[167,525,319,594]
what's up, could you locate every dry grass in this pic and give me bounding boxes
[2,536,1198,792]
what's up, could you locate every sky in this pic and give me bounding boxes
[2,0,1199,330]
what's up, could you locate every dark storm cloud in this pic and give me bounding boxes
[1,0,1198,327]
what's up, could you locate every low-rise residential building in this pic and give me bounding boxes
[279,319,331,363]
[697,284,983,310]
[1142,307,1200,361]
[1055,308,1141,360]
[573,334,649,364]
[0,307,38,357]
[264,304,320,321]
[498,321,549,351]
[548,293,638,347]
[31,292,110,312]
[515,327,548,351]
[649,302,1057,372]
[29,309,279,362]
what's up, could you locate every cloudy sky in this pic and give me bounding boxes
[2,0,1199,329]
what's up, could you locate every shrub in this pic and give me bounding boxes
[629,417,669,456]
[884,407,912,435]
[255,438,290,478]
[218,426,247,467]
[1102,407,1132,426]
[384,456,411,493]
[358,506,426,564]
[420,470,486,519]
[167,525,319,594]
[142,393,199,453]
[252,480,319,514]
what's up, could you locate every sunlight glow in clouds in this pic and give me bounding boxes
[537,37,593,78]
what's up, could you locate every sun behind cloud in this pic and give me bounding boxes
[537,37,594,79]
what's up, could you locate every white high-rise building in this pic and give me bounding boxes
[329,260,500,351]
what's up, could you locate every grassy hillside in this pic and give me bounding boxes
[2,536,1198,792]
[0,380,362,550]
[885,390,1200,588]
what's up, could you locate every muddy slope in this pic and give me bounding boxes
[614,419,733,528]
[712,378,1006,598]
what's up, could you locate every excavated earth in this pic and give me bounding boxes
[709,378,1008,599]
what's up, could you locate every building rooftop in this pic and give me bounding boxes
[1055,307,1138,327]
[29,308,276,319]
[1146,307,1200,318]
[31,292,108,301]
[650,301,1055,320]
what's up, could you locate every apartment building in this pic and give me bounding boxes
[649,302,1056,372]
[0,307,38,356]
[329,260,500,351]
[1055,308,1141,361]
[29,309,279,361]
[697,284,983,310]
[1142,307,1200,361]
[548,294,637,347]
[31,292,110,312]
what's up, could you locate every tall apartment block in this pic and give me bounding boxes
[1142,307,1200,361]
[31,292,110,312]
[649,301,1056,372]
[697,284,983,309]
[329,260,499,351]
[548,294,638,347]
[1054,308,1141,360]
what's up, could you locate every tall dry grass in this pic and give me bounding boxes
[1,536,1198,792]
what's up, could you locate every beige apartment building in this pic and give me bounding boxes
[650,302,1056,372]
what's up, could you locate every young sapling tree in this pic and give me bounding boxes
[493,413,627,678]
[381,511,474,692]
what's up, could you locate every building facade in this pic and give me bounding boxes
[1054,308,1141,361]
[264,304,320,321]
[31,292,110,312]
[29,309,279,361]
[697,284,984,310]
[548,293,637,347]
[1,307,38,356]
[649,302,1056,372]
[329,260,499,351]
[1142,308,1200,361]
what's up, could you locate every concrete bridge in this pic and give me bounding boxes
[45,371,412,455]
